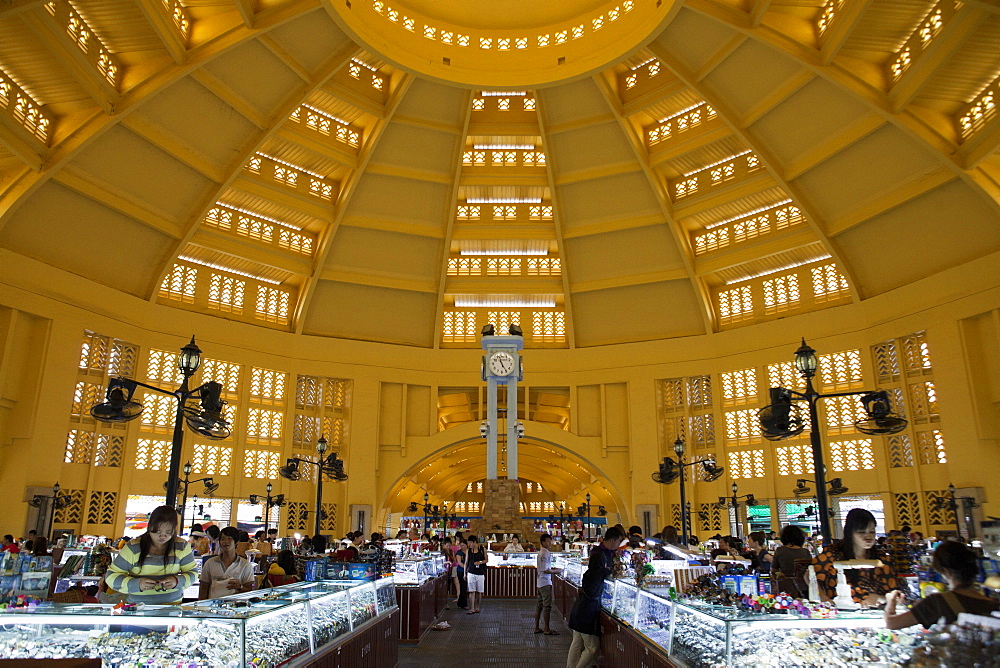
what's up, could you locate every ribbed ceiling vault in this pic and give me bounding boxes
[1,0,998,348]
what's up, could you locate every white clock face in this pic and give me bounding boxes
[488,351,515,376]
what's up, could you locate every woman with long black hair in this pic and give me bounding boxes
[105,505,198,604]
[812,508,899,608]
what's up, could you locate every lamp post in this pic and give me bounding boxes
[759,339,906,546]
[558,503,565,539]
[175,461,218,535]
[249,482,285,534]
[674,439,688,545]
[422,492,430,535]
[90,337,231,509]
[652,438,725,546]
[279,437,348,536]
[585,492,591,541]
[28,482,71,539]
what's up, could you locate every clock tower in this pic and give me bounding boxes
[481,329,524,480]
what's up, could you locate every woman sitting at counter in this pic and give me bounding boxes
[104,505,198,604]
[812,508,899,608]
[884,541,999,629]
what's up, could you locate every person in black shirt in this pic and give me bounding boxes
[885,540,998,628]
[567,527,625,667]
[465,535,487,614]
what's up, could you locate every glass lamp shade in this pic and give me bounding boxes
[673,437,686,457]
[266,482,273,494]
[316,437,328,454]
[731,482,739,496]
[178,336,202,375]
[794,338,818,378]
[586,492,591,503]
[183,462,192,476]
[53,482,61,495]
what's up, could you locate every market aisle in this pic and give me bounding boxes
[397,598,573,667]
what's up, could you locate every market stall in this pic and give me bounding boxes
[0,578,398,667]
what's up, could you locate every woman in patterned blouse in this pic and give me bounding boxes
[812,508,899,607]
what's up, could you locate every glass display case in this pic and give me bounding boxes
[634,588,673,649]
[487,551,537,568]
[393,557,436,585]
[430,553,447,575]
[375,577,397,614]
[600,578,616,612]
[668,603,921,667]
[611,580,639,625]
[552,553,582,587]
[0,579,395,667]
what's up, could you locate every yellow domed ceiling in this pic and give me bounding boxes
[0,0,998,349]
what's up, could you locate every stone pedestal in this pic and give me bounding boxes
[470,479,535,540]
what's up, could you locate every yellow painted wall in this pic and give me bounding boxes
[1,247,998,539]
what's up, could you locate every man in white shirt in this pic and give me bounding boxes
[199,526,255,599]
[534,533,561,635]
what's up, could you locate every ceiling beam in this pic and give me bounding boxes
[294,74,414,332]
[21,8,119,114]
[51,166,183,238]
[888,7,989,114]
[232,0,255,28]
[0,115,48,172]
[0,0,45,18]
[119,115,227,182]
[818,0,872,65]
[749,0,771,28]
[648,41,864,303]
[957,116,1000,170]
[190,69,268,128]
[823,166,955,237]
[135,0,188,64]
[590,72,715,334]
[259,33,311,82]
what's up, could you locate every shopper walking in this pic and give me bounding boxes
[465,535,487,614]
[566,526,624,668]
[533,533,561,635]
[454,538,469,609]
[104,505,198,604]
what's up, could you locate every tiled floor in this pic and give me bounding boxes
[397,598,572,667]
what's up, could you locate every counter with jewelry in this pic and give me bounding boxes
[559,572,927,667]
[0,577,397,667]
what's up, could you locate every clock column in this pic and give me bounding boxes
[480,332,524,480]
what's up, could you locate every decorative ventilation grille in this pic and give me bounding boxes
[916,430,947,464]
[776,444,814,476]
[321,503,337,531]
[244,449,280,479]
[53,489,86,525]
[671,503,681,529]
[286,502,308,531]
[192,443,232,475]
[829,439,875,471]
[887,434,914,468]
[87,491,117,525]
[727,449,765,479]
[924,490,956,526]
[893,492,921,528]
[699,503,723,532]
[135,438,171,471]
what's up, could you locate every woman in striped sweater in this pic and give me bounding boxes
[105,505,198,604]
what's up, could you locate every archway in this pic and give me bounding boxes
[375,422,630,534]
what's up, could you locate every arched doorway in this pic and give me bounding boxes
[376,426,628,538]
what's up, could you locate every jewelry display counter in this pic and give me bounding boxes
[393,556,450,643]
[485,551,537,598]
[556,565,924,667]
[0,578,398,667]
